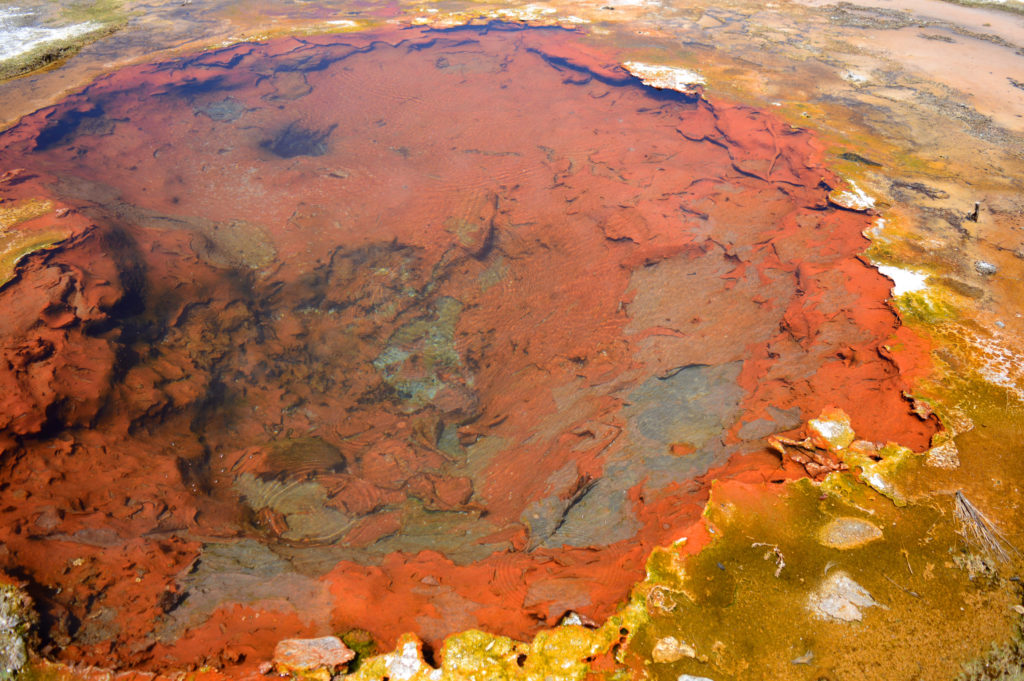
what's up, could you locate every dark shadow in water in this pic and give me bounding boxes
[33,105,105,151]
[157,74,235,99]
[260,120,338,158]
[426,19,565,35]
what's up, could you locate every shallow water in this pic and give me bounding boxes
[0,22,942,667]
[0,22,947,670]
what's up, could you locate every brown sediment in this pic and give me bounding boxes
[0,24,934,672]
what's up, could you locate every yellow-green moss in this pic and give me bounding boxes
[60,0,126,25]
[342,597,646,681]
[894,288,959,325]
[957,616,1024,681]
[830,442,919,506]
[0,200,74,288]
[0,2,126,82]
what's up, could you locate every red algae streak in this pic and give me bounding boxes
[0,24,934,671]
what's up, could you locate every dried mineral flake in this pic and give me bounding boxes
[622,60,706,93]
[975,260,998,276]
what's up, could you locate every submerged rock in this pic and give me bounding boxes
[0,579,35,681]
[195,97,247,122]
[807,571,880,622]
[818,517,883,549]
[652,636,697,663]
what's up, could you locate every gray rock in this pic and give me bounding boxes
[628,363,743,449]
[539,466,641,549]
[736,418,777,441]
[975,260,998,276]
[273,636,355,674]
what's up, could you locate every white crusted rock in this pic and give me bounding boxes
[807,571,880,622]
[622,61,706,94]
[273,636,355,679]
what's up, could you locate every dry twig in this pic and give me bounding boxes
[953,490,1019,564]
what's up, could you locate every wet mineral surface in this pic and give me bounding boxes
[0,22,937,671]
[1,2,1024,681]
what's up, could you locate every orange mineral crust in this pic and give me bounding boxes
[0,24,933,671]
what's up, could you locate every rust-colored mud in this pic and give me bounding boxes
[0,24,934,672]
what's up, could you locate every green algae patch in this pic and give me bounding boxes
[957,617,1024,681]
[60,0,126,25]
[895,287,960,325]
[644,542,691,594]
[340,630,378,671]
[0,199,52,227]
[440,630,529,680]
[10,662,63,681]
[0,199,73,289]
[624,477,1021,681]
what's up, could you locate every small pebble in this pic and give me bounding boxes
[975,260,998,276]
